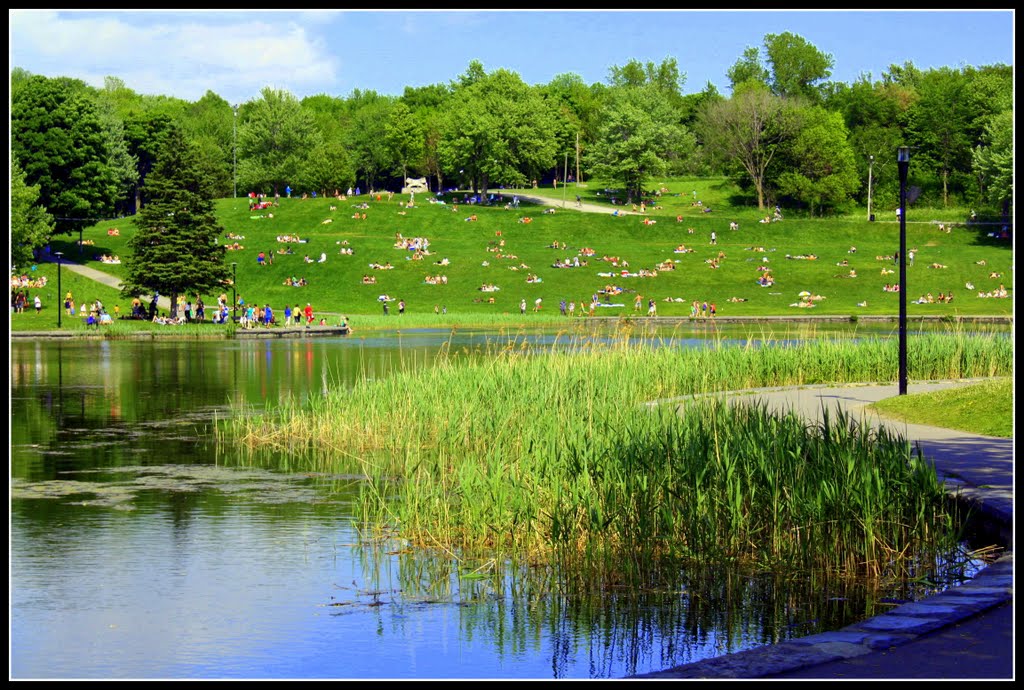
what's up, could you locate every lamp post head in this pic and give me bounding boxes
[897,147,910,164]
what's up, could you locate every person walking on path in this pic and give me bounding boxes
[520,298,527,315]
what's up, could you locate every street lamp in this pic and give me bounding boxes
[897,146,910,396]
[867,155,874,222]
[231,262,237,324]
[55,251,64,328]
[232,104,238,199]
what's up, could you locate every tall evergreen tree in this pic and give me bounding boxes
[122,127,229,312]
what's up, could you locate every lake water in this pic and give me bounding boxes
[9,325,990,679]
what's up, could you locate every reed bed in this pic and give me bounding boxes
[222,329,1011,588]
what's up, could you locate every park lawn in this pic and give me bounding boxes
[10,263,132,331]
[868,378,1014,438]
[31,177,1013,322]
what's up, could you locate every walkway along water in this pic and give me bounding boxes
[633,380,1013,679]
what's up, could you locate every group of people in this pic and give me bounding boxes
[394,234,431,252]
[688,300,717,318]
[237,302,318,328]
[913,292,956,304]
[977,284,1009,299]
[11,273,47,290]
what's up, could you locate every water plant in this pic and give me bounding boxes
[221,327,1011,592]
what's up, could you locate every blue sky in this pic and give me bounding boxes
[9,10,1015,105]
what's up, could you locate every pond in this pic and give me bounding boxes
[9,324,992,679]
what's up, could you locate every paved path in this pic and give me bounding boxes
[634,380,1014,680]
[504,190,632,216]
[43,249,173,312]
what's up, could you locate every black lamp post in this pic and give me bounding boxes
[55,251,64,328]
[232,104,238,199]
[231,262,237,324]
[897,146,910,395]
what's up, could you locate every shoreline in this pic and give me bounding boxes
[8,314,1012,340]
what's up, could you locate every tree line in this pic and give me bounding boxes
[11,31,1013,272]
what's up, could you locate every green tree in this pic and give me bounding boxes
[540,73,606,183]
[348,94,395,192]
[10,153,55,268]
[972,109,1013,218]
[417,110,447,192]
[384,101,424,183]
[94,82,140,215]
[727,46,770,93]
[773,106,860,215]
[763,32,835,101]
[824,76,905,209]
[441,68,559,194]
[123,113,177,213]
[237,87,321,196]
[608,57,686,105]
[587,85,688,203]
[122,127,229,311]
[179,90,237,199]
[11,75,120,237]
[298,140,354,196]
[905,67,976,207]
[698,86,800,210]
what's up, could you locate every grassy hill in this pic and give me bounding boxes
[17,177,1014,328]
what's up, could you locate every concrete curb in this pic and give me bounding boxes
[633,556,1013,679]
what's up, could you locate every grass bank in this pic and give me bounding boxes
[869,377,1013,437]
[17,177,1012,331]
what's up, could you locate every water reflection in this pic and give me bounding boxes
[9,326,997,679]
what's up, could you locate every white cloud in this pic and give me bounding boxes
[10,10,340,103]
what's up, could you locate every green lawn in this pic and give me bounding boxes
[14,177,1013,329]
[869,378,1014,437]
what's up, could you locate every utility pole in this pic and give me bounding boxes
[575,131,580,188]
[867,155,874,221]
[562,152,568,208]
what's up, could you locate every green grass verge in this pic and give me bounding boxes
[869,378,1014,437]
[15,176,1013,331]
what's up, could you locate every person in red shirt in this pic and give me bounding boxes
[304,303,314,324]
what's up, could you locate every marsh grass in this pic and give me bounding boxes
[222,329,1011,590]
